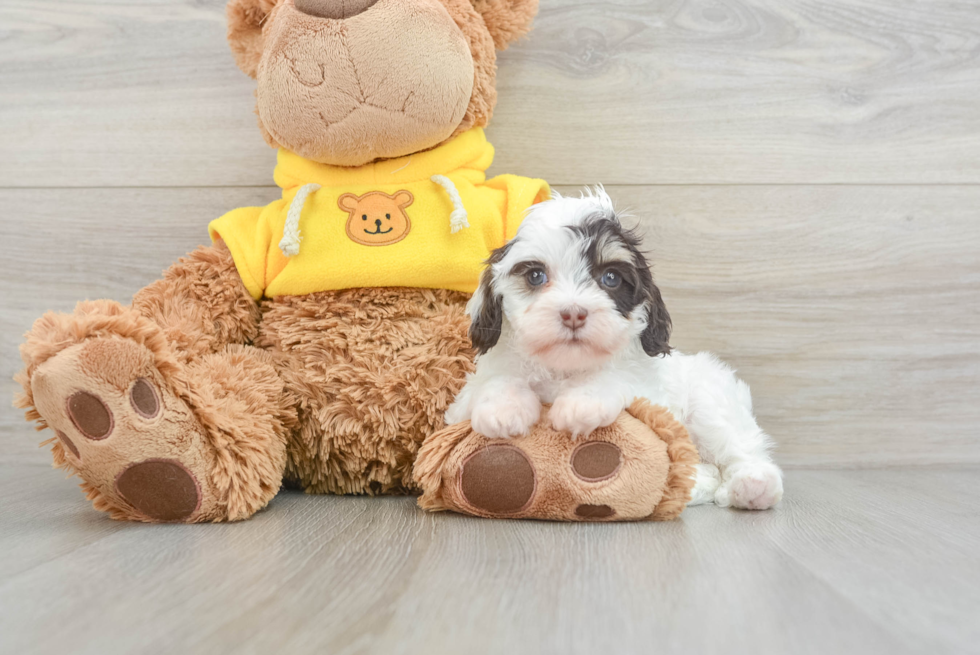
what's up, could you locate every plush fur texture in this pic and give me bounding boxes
[447,189,784,510]
[257,287,474,494]
[415,399,698,521]
[227,0,278,78]
[472,0,539,50]
[132,241,261,361]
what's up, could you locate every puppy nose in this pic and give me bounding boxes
[375,219,383,227]
[294,0,379,19]
[560,306,588,330]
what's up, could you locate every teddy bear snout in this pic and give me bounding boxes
[294,0,380,20]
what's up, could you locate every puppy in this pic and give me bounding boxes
[446,189,784,510]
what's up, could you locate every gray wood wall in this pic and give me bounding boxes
[2,0,978,467]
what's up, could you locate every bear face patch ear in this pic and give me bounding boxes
[471,0,539,50]
[338,193,359,212]
[227,0,279,78]
[393,191,415,208]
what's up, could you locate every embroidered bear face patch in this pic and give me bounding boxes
[339,190,413,246]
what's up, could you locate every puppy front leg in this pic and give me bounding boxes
[450,375,542,439]
[549,376,630,439]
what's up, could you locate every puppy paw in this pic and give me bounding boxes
[549,393,624,439]
[715,461,784,510]
[470,386,542,439]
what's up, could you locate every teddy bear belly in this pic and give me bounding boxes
[256,286,475,494]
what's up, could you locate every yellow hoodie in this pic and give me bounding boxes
[209,128,550,300]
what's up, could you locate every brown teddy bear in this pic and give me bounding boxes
[15,0,698,523]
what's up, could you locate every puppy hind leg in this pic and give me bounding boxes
[682,354,784,510]
[705,416,784,510]
[716,459,784,510]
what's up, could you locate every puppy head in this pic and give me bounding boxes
[469,188,671,372]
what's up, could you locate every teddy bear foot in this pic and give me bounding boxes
[415,400,701,522]
[29,337,223,522]
[20,301,293,523]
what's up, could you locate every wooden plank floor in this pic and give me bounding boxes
[1,464,978,655]
[2,0,980,652]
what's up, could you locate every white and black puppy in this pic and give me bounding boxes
[446,188,783,510]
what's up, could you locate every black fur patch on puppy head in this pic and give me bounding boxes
[469,241,513,354]
[570,215,672,357]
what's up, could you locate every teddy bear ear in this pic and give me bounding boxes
[471,0,539,50]
[226,0,278,78]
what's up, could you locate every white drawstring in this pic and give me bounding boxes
[431,175,469,233]
[279,183,321,257]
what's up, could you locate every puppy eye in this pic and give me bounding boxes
[526,268,548,287]
[600,269,622,289]
[362,215,368,220]
[386,214,391,219]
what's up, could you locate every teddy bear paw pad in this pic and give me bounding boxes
[460,444,536,514]
[67,391,114,440]
[115,459,201,522]
[574,504,616,519]
[570,441,622,481]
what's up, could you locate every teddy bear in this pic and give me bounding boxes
[15,0,699,524]
[15,0,546,523]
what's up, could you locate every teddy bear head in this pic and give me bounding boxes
[226,0,538,167]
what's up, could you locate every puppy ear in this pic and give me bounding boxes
[472,0,539,50]
[640,284,672,358]
[227,0,278,78]
[468,267,504,354]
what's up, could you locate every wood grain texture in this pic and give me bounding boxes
[2,185,977,466]
[1,464,977,655]
[3,0,980,186]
